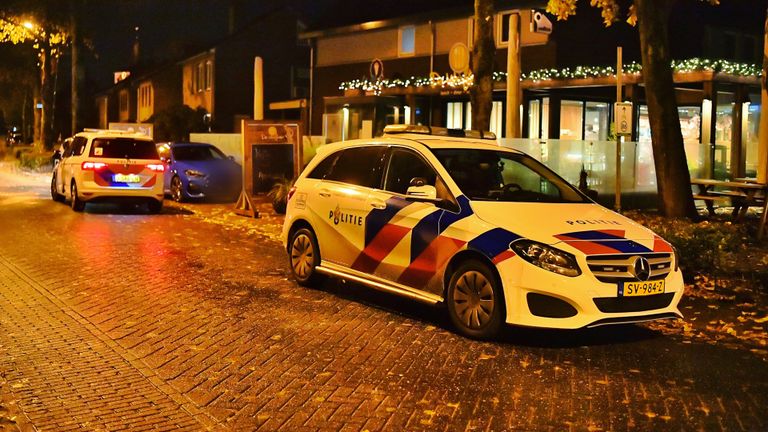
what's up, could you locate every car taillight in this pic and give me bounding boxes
[147,164,165,172]
[81,161,107,170]
[287,186,297,201]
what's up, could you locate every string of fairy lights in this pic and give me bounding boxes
[338,58,762,95]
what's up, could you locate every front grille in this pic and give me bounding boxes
[586,253,672,283]
[593,293,675,313]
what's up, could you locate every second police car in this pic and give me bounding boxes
[282,125,684,339]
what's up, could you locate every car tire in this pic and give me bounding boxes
[171,176,185,202]
[288,227,323,287]
[147,200,163,214]
[446,260,505,340]
[70,182,85,212]
[51,174,64,202]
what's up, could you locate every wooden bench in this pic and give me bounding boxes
[691,178,768,240]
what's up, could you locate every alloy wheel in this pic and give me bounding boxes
[451,270,495,329]
[291,233,315,280]
[171,176,184,202]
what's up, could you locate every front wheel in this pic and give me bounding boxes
[446,260,505,340]
[288,228,323,287]
[147,200,163,214]
[70,182,85,212]
[171,176,185,202]
[51,174,64,202]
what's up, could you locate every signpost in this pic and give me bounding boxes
[234,120,302,218]
[613,47,632,212]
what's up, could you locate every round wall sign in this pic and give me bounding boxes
[449,43,470,74]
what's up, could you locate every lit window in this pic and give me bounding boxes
[399,25,416,57]
[205,61,213,90]
[197,63,205,92]
[489,101,503,137]
[446,102,463,129]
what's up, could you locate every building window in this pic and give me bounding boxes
[446,102,463,129]
[197,62,205,93]
[205,61,213,90]
[138,83,153,108]
[119,90,129,113]
[398,25,416,57]
[528,100,541,138]
[489,101,504,138]
[560,100,584,140]
[495,10,518,47]
[584,102,610,141]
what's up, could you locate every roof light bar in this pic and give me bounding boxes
[383,124,497,140]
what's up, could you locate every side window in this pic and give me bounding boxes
[383,149,438,195]
[307,152,339,180]
[68,137,87,157]
[325,146,386,189]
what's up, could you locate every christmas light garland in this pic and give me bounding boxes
[338,58,761,94]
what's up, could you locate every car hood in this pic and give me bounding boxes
[470,201,671,255]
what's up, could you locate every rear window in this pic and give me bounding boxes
[89,138,158,159]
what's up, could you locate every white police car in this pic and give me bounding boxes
[51,129,165,213]
[282,125,683,339]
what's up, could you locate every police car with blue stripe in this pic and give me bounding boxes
[282,125,683,339]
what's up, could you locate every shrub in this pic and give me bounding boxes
[625,211,749,279]
[17,152,52,171]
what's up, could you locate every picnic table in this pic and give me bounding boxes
[690,178,768,239]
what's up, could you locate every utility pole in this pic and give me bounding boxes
[505,12,521,139]
[70,0,83,135]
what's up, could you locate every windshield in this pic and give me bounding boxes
[173,145,226,161]
[90,138,158,159]
[432,149,588,203]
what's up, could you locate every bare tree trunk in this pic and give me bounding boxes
[39,46,57,151]
[470,0,494,132]
[635,0,698,218]
[71,0,81,136]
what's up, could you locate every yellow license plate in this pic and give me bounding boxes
[620,280,665,297]
[114,174,141,183]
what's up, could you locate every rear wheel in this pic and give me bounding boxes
[147,200,163,214]
[288,228,323,287]
[51,174,64,202]
[70,182,85,212]
[171,176,185,202]
[446,260,505,340]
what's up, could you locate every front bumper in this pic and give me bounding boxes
[498,259,684,329]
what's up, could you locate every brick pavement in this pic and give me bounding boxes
[0,168,767,431]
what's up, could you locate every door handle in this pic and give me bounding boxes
[369,200,386,209]
[318,189,331,198]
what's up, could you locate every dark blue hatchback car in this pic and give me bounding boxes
[156,142,241,202]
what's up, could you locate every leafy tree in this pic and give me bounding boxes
[150,105,208,142]
[546,0,710,218]
[0,6,70,150]
[470,0,495,133]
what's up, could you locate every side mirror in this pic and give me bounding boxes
[406,184,437,200]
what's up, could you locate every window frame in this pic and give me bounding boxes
[323,146,387,189]
[398,25,416,57]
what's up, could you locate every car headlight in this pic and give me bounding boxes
[185,169,206,178]
[511,240,581,277]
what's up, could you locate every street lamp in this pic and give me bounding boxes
[23,21,34,30]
